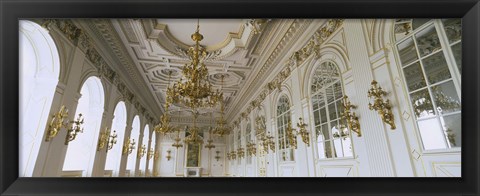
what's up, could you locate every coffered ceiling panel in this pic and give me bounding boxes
[85,18,314,124]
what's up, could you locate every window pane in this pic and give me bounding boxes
[320,107,327,124]
[397,37,418,65]
[321,124,330,140]
[451,42,461,74]
[324,140,334,158]
[333,139,343,157]
[317,142,326,159]
[403,62,427,91]
[312,95,319,111]
[313,110,320,125]
[442,18,462,44]
[410,89,435,118]
[326,86,335,103]
[328,103,337,120]
[431,81,461,114]
[441,113,461,148]
[417,118,447,150]
[333,82,343,99]
[412,19,432,30]
[415,24,441,57]
[422,52,451,84]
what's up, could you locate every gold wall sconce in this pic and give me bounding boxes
[147,148,154,160]
[215,151,221,161]
[97,127,110,151]
[236,147,245,159]
[227,151,237,160]
[106,130,117,152]
[285,121,298,149]
[367,80,396,130]
[137,144,146,159]
[246,142,257,156]
[341,96,362,137]
[296,118,310,147]
[260,133,275,153]
[122,137,136,155]
[46,105,69,142]
[64,113,84,145]
[166,150,172,161]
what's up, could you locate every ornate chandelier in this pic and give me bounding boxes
[155,20,224,145]
[212,74,231,137]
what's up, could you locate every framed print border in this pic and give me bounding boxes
[1,0,479,195]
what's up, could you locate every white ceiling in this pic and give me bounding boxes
[84,18,315,125]
[155,19,244,46]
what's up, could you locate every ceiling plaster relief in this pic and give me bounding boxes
[40,19,157,125]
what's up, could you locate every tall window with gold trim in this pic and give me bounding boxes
[276,95,294,162]
[394,19,461,150]
[311,61,353,159]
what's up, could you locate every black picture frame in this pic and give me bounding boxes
[1,0,479,195]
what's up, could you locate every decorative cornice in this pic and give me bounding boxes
[229,19,344,124]
[41,19,156,125]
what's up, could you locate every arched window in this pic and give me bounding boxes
[310,61,352,159]
[276,95,294,162]
[62,76,104,177]
[126,115,140,177]
[20,20,60,177]
[138,125,149,176]
[104,101,127,177]
[245,122,252,165]
[394,19,461,150]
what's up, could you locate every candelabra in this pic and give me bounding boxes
[285,121,297,149]
[97,127,110,151]
[46,105,85,145]
[237,147,245,159]
[65,113,85,145]
[341,96,362,137]
[122,137,136,155]
[46,105,69,142]
[296,118,310,146]
[147,148,154,160]
[368,80,396,129]
[107,130,117,152]
[246,142,257,156]
[260,132,275,153]
[137,144,146,159]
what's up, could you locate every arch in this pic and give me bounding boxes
[270,88,293,118]
[308,61,353,159]
[275,94,294,162]
[19,20,60,177]
[62,76,104,177]
[104,101,127,177]
[303,46,348,99]
[126,115,141,177]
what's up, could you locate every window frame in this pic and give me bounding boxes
[393,19,462,153]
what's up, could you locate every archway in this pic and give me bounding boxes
[19,20,60,177]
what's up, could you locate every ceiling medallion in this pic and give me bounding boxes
[155,20,230,145]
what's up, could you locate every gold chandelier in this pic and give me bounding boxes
[155,20,225,145]
[212,74,231,137]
